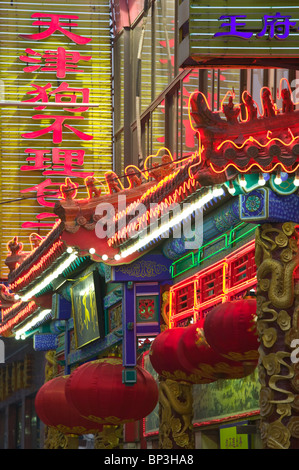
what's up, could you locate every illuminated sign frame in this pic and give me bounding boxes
[179,1,299,68]
[70,270,105,349]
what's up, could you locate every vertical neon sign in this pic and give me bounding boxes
[18,13,95,229]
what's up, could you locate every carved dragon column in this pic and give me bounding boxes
[158,377,194,449]
[255,222,299,449]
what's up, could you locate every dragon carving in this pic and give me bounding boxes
[158,378,194,449]
[255,222,299,449]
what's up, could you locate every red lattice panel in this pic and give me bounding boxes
[198,266,224,303]
[198,299,223,321]
[174,281,195,316]
[229,246,256,289]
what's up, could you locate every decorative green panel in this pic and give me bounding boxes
[193,369,260,425]
[170,252,196,278]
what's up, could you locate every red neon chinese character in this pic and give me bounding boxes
[21,82,90,112]
[22,83,52,110]
[45,148,94,178]
[20,148,94,178]
[20,13,91,45]
[21,115,93,144]
[22,213,59,229]
[36,212,59,221]
[19,47,91,79]
[20,179,62,207]
[20,148,52,171]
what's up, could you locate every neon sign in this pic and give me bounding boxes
[19,13,92,44]
[169,240,256,327]
[18,12,95,229]
[214,13,297,40]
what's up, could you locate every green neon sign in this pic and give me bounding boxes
[170,222,258,278]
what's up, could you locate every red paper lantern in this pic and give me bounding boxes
[149,327,191,382]
[178,318,255,381]
[203,299,259,366]
[65,357,158,426]
[35,375,104,435]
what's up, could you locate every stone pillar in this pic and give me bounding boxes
[158,377,194,449]
[255,222,299,449]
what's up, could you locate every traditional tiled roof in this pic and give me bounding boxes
[0,300,38,337]
[0,150,228,336]
[7,221,65,291]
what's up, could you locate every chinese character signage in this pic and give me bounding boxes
[19,12,94,228]
[178,0,299,68]
[0,0,112,277]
